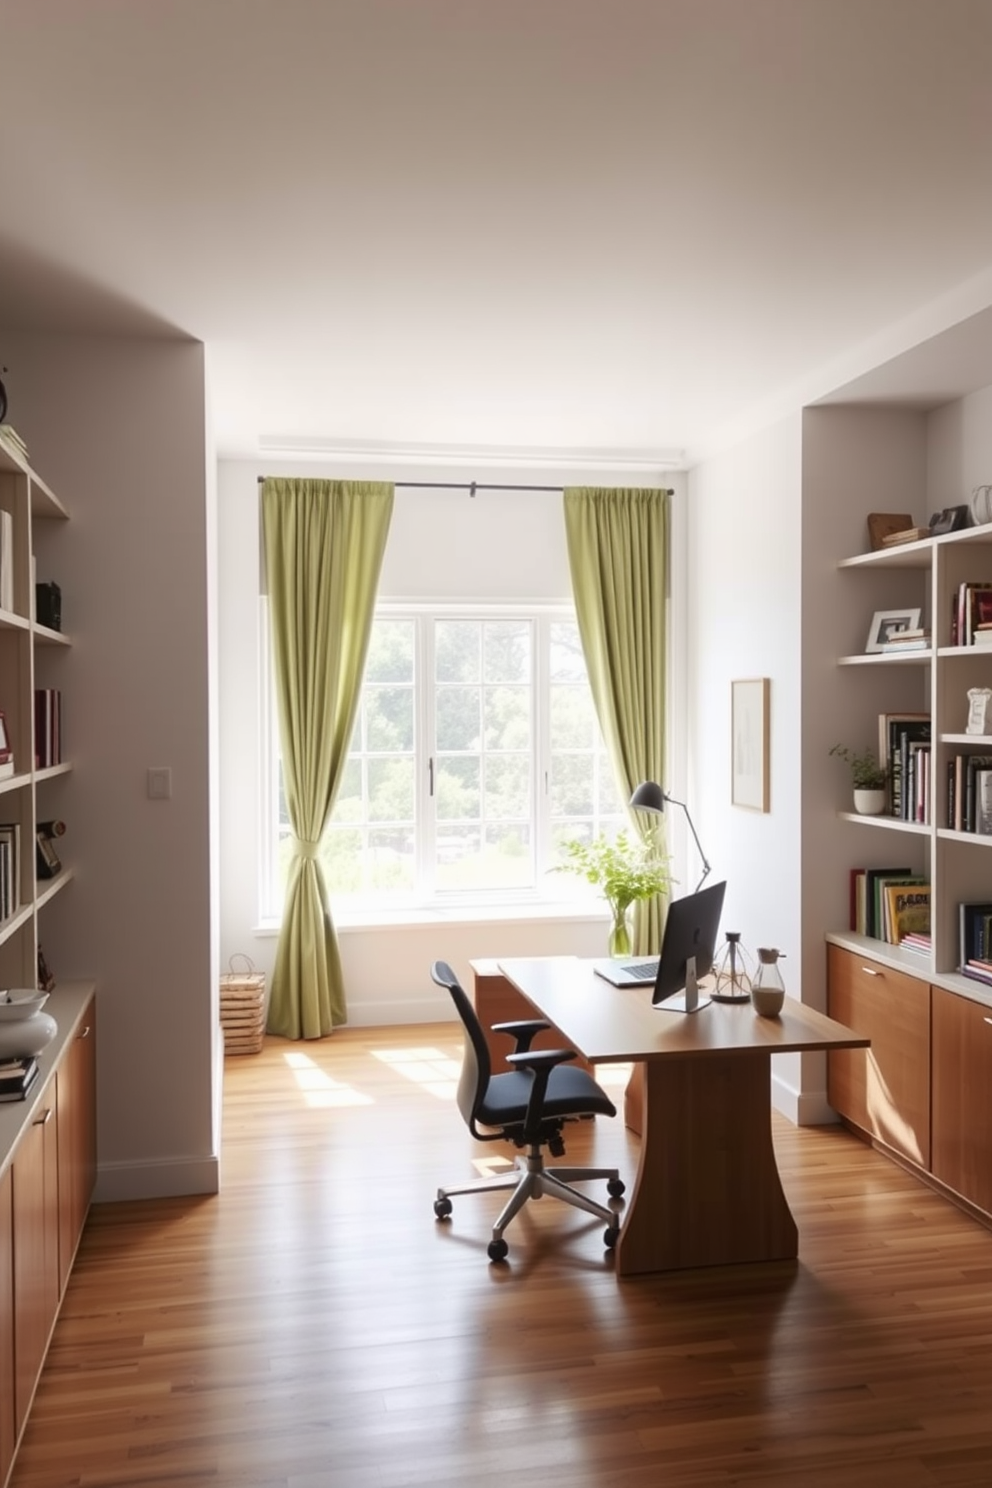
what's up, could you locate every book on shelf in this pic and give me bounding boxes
[883,883,930,944]
[0,508,12,614]
[0,1056,39,1103]
[863,867,913,940]
[0,822,20,919]
[867,512,913,550]
[33,688,61,769]
[958,900,992,968]
[900,931,932,955]
[878,713,930,818]
[951,582,992,646]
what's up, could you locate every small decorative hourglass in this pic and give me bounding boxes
[711,931,754,1003]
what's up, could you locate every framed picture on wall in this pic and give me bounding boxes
[731,678,770,812]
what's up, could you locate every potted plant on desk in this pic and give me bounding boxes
[555,830,672,956]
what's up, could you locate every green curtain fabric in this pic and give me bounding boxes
[563,486,670,954]
[261,477,394,1038]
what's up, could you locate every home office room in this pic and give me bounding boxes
[3,2,992,1485]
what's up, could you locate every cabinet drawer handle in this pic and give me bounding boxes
[32,1108,53,1126]
[860,966,881,976]
[78,1025,92,1039]
[985,1018,992,1027]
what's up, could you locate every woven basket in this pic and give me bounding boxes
[219,954,266,1055]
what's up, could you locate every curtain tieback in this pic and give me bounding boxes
[294,839,321,860]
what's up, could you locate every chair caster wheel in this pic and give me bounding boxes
[434,1197,453,1219]
[607,1177,626,1199]
[604,1225,620,1250]
[488,1238,509,1262]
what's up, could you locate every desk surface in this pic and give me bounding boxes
[496,956,868,1064]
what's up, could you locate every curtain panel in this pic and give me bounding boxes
[563,486,670,954]
[261,477,394,1037]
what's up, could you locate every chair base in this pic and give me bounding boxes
[436,1146,623,1251]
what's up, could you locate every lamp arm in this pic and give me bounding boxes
[665,793,711,894]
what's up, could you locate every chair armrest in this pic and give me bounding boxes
[505,1047,577,1140]
[491,1018,550,1053]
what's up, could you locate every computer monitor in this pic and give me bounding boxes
[652,880,727,1012]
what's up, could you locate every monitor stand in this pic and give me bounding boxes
[655,955,711,1014]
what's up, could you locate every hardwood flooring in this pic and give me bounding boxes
[10,1024,992,1487]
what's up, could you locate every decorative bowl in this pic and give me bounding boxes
[0,990,50,1021]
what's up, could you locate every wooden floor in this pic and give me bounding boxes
[10,1023,992,1487]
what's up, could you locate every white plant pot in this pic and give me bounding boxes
[853,788,886,816]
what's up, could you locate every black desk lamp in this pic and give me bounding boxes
[629,780,711,894]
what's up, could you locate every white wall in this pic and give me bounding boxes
[927,382,992,500]
[686,415,806,1116]
[217,459,686,1022]
[0,333,217,1201]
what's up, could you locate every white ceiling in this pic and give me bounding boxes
[2,0,992,466]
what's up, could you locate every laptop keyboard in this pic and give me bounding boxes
[621,959,659,981]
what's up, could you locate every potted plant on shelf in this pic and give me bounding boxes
[555,830,672,956]
[830,743,887,815]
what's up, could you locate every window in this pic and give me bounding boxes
[260,604,624,918]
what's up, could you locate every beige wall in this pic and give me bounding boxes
[0,332,217,1200]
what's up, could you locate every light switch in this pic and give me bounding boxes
[147,766,172,800]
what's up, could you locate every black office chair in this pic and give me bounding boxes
[430,959,625,1262]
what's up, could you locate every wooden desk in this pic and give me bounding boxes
[493,957,869,1278]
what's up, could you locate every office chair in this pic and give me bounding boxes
[430,959,625,1262]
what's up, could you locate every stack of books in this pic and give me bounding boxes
[951,581,992,645]
[958,900,992,984]
[34,688,61,768]
[0,1055,40,1103]
[878,626,931,653]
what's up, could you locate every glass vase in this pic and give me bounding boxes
[608,905,632,958]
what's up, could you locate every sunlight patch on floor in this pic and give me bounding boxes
[595,1061,633,1088]
[371,1045,461,1100]
[281,1051,374,1107]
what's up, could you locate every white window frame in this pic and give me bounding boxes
[258,599,624,922]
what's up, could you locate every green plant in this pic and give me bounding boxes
[554,831,672,919]
[829,743,886,791]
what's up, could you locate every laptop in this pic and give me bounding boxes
[592,881,727,1010]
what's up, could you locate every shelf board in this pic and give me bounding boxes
[838,650,932,665]
[34,762,71,784]
[0,608,31,636]
[838,542,934,570]
[0,902,35,950]
[839,811,931,834]
[32,623,70,647]
[942,733,992,745]
[0,772,31,797]
[34,865,74,912]
[936,827,992,846]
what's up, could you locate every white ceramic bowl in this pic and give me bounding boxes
[0,990,50,1021]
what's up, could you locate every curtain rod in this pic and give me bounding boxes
[257,477,673,496]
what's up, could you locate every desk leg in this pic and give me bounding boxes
[615,1055,798,1277]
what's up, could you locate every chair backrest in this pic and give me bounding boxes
[430,959,493,1136]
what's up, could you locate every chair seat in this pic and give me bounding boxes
[478,1063,617,1128]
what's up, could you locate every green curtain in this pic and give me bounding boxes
[261,477,394,1038]
[563,486,670,954]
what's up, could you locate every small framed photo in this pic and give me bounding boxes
[35,831,61,880]
[731,677,770,812]
[0,711,10,762]
[865,608,922,653]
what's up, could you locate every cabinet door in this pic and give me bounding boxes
[12,1097,59,1434]
[57,1001,97,1291]
[0,1166,13,1488]
[826,944,931,1168]
[932,986,992,1216]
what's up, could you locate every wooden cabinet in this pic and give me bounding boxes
[0,1168,13,1488]
[826,944,931,1168]
[56,1005,97,1291]
[11,1093,59,1434]
[931,985,992,1216]
[0,986,96,1488]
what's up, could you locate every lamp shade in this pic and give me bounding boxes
[629,780,666,815]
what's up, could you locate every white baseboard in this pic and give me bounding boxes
[94,1155,220,1204]
[771,1068,840,1127]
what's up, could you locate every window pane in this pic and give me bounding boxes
[435,620,480,683]
[550,753,596,817]
[484,685,530,751]
[484,621,530,683]
[366,827,415,890]
[321,826,364,893]
[550,621,587,682]
[365,620,414,683]
[485,754,530,819]
[436,756,480,821]
[368,757,415,823]
[550,684,597,749]
[366,686,414,752]
[333,757,363,820]
[436,686,481,751]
